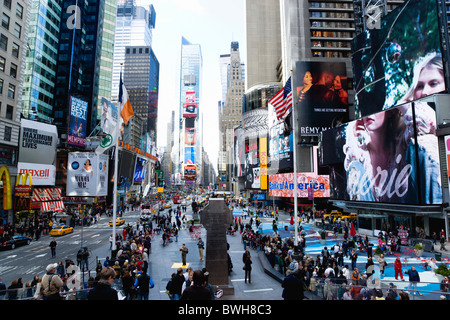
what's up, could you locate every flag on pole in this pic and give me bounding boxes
[269,77,292,120]
[119,75,134,126]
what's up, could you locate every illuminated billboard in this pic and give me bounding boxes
[133,157,148,184]
[352,0,445,118]
[269,173,330,198]
[293,61,349,138]
[68,96,88,148]
[320,101,442,205]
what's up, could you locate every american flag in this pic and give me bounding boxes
[269,77,292,120]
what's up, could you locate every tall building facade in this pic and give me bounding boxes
[123,45,160,145]
[245,0,281,89]
[112,0,155,100]
[173,37,202,186]
[21,0,61,123]
[0,0,30,171]
[218,42,245,191]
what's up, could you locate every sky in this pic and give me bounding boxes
[137,0,246,167]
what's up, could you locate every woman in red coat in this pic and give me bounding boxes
[394,256,404,281]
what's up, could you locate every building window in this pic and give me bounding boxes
[0,78,3,94]
[0,34,7,51]
[3,0,11,10]
[4,126,11,141]
[13,23,21,38]
[7,82,14,99]
[0,56,5,72]
[9,62,16,78]
[11,42,18,58]
[2,13,9,30]
[16,3,23,19]
[5,104,12,119]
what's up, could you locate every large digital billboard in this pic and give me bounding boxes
[68,96,88,148]
[293,61,349,138]
[269,173,330,198]
[352,0,445,118]
[320,101,442,205]
[133,157,148,184]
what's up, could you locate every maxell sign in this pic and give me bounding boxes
[17,119,57,186]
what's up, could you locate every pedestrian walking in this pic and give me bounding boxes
[180,244,189,266]
[243,255,252,284]
[197,237,205,261]
[440,234,447,251]
[405,266,422,296]
[394,256,404,281]
[49,238,57,258]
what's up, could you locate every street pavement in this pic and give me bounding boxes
[91,206,450,300]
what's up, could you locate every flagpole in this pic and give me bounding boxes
[111,64,123,252]
[291,74,299,248]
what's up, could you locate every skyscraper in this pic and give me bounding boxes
[0,0,29,170]
[112,0,155,100]
[218,42,245,191]
[173,36,202,185]
[21,0,62,123]
[123,45,159,144]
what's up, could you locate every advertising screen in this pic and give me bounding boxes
[293,61,349,138]
[66,152,109,196]
[185,128,196,145]
[234,126,245,177]
[320,101,442,205]
[184,146,196,165]
[18,119,58,186]
[133,157,148,184]
[269,173,330,198]
[68,96,88,148]
[268,99,293,175]
[183,103,198,118]
[243,138,260,189]
[352,0,444,118]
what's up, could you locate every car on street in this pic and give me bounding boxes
[109,217,125,227]
[0,235,32,250]
[164,203,172,209]
[50,225,74,236]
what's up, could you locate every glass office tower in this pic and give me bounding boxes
[22,0,62,123]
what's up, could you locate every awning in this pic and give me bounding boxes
[31,187,63,211]
[41,201,65,212]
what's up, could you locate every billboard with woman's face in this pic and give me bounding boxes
[352,0,445,118]
[293,61,349,139]
[320,101,442,205]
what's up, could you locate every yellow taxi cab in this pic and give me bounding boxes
[50,225,74,236]
[323,210,342,220]
[185,196,191,201]
[109,217,125,227]
[164,203,172,209]
[342,213,357,220]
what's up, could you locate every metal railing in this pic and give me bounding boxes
[306,278,450,300]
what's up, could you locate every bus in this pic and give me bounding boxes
[173,195,181,204]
